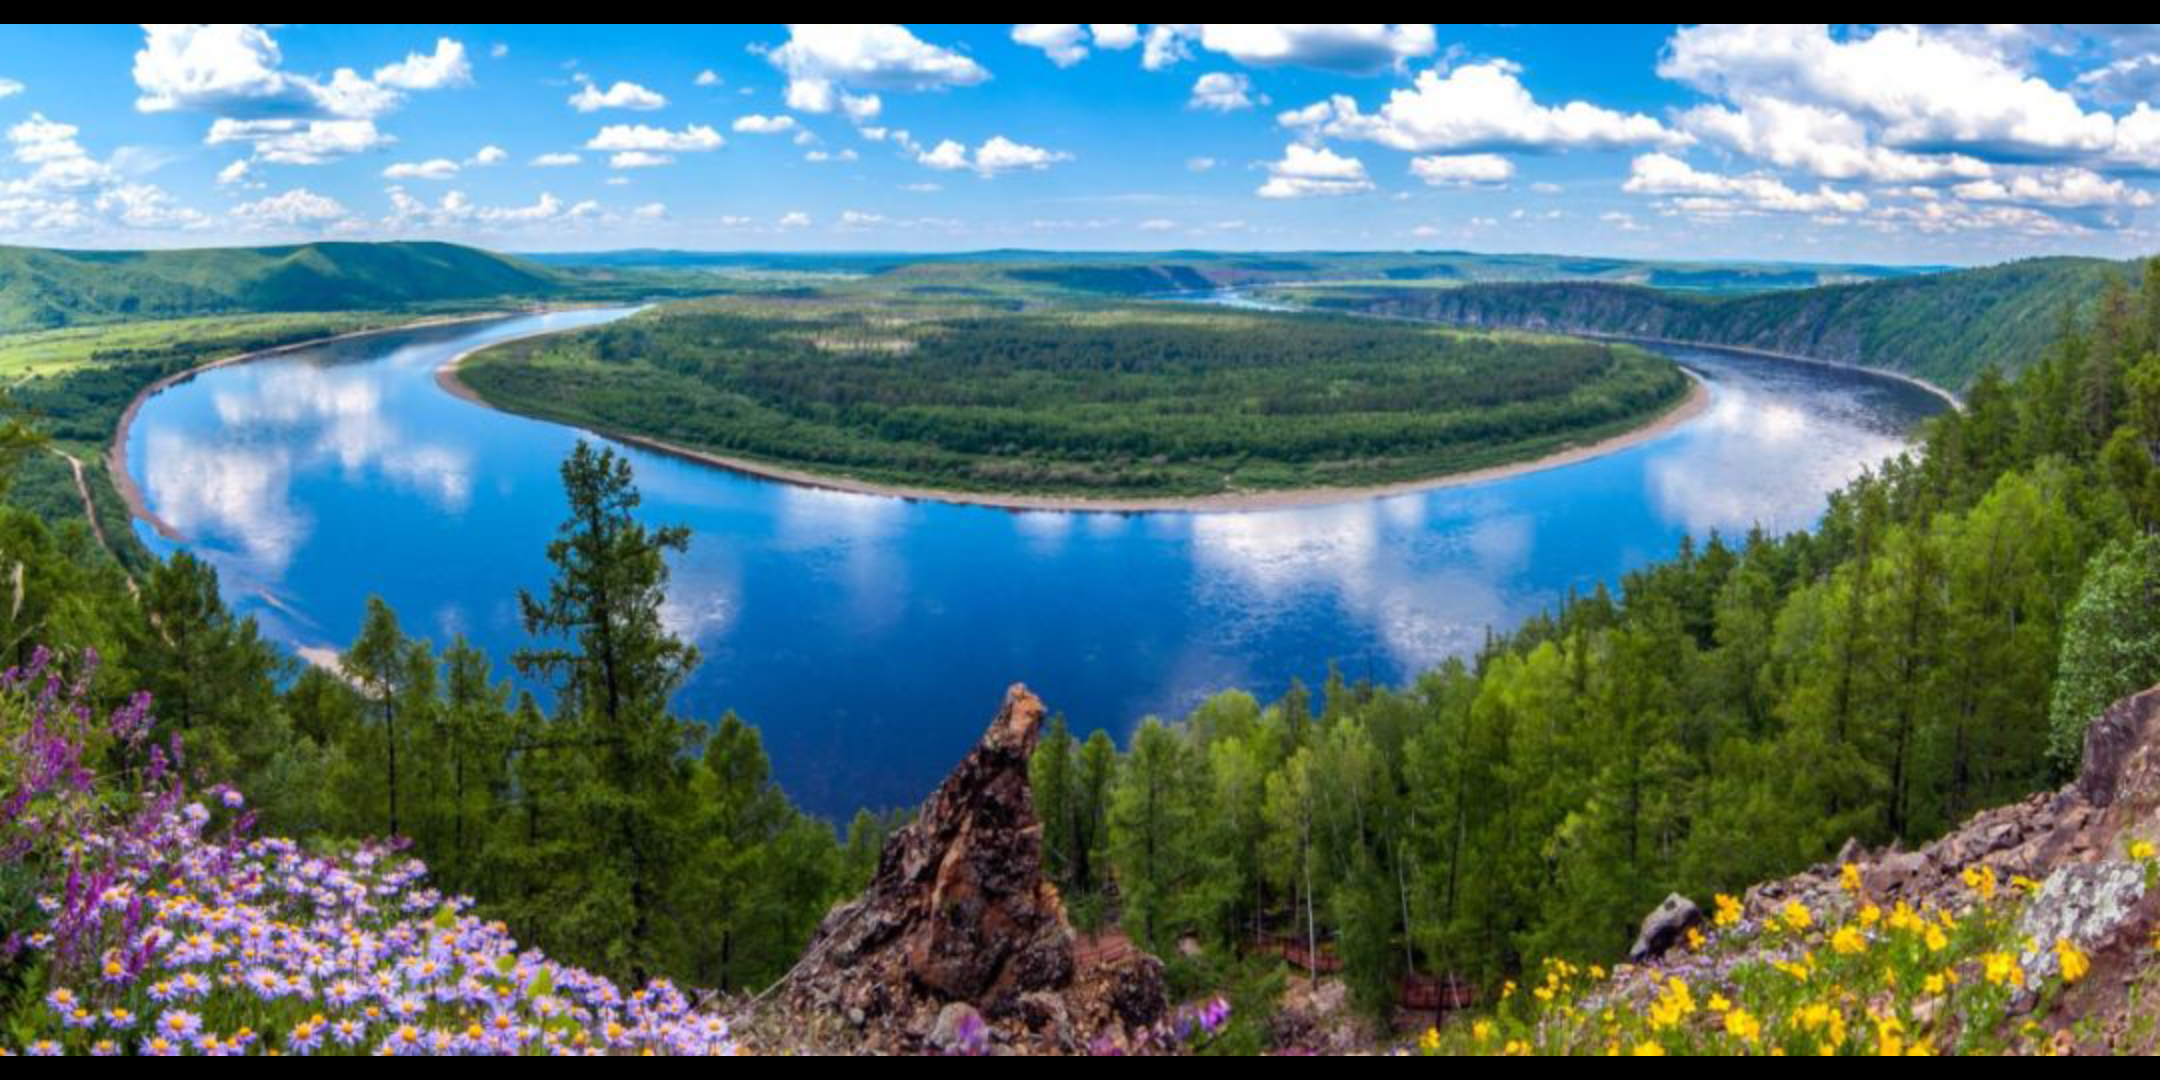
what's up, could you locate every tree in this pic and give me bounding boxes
[2050,537,2160,768]
[342,596,422,838]
[514,440,699,979]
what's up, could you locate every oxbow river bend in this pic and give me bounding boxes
[126,306,1948,817]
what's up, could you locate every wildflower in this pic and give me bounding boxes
[1419,1027,1440,1053]
[1686,927,1707,952]
[2132,839,2156,862]
[1725,1008,1762,1046]
[1713,893,1744,929]
[1831,925,1868,955]
[157,1010,202,1040]
[1840,863,1863,893]
[1924,924,1949,953]
[1781,900,1813,932]
[1961,865,1997,901]
[2056,939,2090,985]
[1983,952,2024,988]
[1632,1040,1666,1056]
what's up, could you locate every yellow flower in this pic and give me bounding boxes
[2131,839,2156,862]
[1420,1027,1440,1053]
[1714,893,1745,928]
[1725,1008,1762,1045]
[1687,927,1707,952]
[1832,925,1868,955]
[1782,900,1813,932]
[1632,1040,1667,1057]
[1840,862,1863,893]
[1983,952,2025,988]
[1472,1019,1493,1044]
[2056,939,2090,985]
[1922,972,1946,996]
[1961,865,1997,901]
[1924,924,1949,953]
[1858,903,1882,928]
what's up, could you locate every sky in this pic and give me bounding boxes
[2,24,2159,264]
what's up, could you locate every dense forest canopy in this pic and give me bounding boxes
[457,296,1693,498]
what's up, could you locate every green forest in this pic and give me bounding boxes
[456,296,1693,499]
[1284,254,2137,391]
[1023,257,2160,1029]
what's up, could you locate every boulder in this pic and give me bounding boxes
[1628,893,1705,963]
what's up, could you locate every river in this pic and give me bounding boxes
[124,305,1947,817]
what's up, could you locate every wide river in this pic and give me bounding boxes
[126,306,1947,817]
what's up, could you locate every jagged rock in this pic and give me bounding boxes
[2079,687,2160,809]
[1628,893,1705,963]
[780,684,1167,1054]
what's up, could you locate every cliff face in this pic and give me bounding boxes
[780,685,1167,1054]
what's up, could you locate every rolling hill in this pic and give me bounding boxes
[0,241,638,332]
[1277,255,2146,391]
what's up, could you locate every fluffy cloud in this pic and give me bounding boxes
[1624,152,1869,215]
[732,114,799,135]
[1286,60,1679,153]
[132,25,465,123]
[764,25,988,118]
[371,38,471,91]
[205,118,392,166]
[586,123,724,152]
[385,187,601,230]
[1951,167,2154,211]
[568,77,667,113]
[529,152,581,167]
[381,158,458,181]
[1660,25,2115,164]
[0,78,21,99]
[468,145,507,166]
[230,187,351,227]
[1408,153,1514,187]
[1148,24,1437,75]
[1189,72,1261,113]
[915,135,1070,176]
[1011,25,1089,68]
[1257,143,1373,198]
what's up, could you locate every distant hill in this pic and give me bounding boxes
[1282,255,2143,391]
[527,248,1945,296]
[0,241,603,332]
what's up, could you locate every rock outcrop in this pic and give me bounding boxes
[781,684,1167,1054]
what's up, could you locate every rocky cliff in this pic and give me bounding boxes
[778,685,1167,1054]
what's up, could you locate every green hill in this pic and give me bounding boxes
[0,241,587,332]
[1281,255,2143,391]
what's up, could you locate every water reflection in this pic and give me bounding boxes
[128,313,1946,816]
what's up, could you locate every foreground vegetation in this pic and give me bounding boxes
[458,295,1692,499]
[1283,254,2145,391]
[1026,256,2160,1031]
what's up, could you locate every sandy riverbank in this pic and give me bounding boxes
[437,344,1713,513]
[106,312,515,540]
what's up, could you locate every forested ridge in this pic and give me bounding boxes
[457,296,1692,498]
[1286,255,2138,392]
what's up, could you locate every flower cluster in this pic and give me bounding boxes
[1411,858,2107,1057]
[1,648,738,1056]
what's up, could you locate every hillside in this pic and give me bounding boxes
[1280,256,2141,391]
[0,241,704,333]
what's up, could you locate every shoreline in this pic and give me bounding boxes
[438,344,1713,513]
[106,312,518,541]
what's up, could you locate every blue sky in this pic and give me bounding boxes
[2,24,2158,263]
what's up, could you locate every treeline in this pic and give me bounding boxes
[1294,255,2137,391]
[457,299,1691,497]
[0,432,887,991]
[1036,257,2160,1018]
